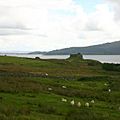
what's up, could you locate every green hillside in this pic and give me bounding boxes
[45,40,120,55]
[0,54,120,120]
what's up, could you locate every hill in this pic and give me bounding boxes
[0,55,120,119]
[46,40,120,55]
[28,51,47,54]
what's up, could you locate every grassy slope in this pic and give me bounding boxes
[0,56,120,120]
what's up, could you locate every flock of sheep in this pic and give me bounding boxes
[48,85,95,108]
[61,98,94,108]
[63,84,112,108]
[46,75,120,111]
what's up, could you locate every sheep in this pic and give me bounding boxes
[62,86,67,89]
[61,98,67,102]
[48,87,52,91]
[118,107,120,111]
[45,73,48,76]
[91,100,95,104]
[104,83,107,86]
[85,102,89,107]
[70,100,75,106]
[108,89,111,92]
[77,102,81,107]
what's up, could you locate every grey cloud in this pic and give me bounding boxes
[0,20,32,36]
[107,0,120,3]
[0,6,29,30]
[0,28,27,36]
[0,28,48,37]
[0,21,29,30]
[84,21,102,31]
[85,23,102,31]
[106,0,120,20]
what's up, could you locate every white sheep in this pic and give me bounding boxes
[118,107,120,111]
[108,89,111,92]
[62,86,67,89]
[104,83,107,86]
[48,87,52,91]
[77,102,81,107]
[45,73,48,76]
[85,102,89,107]
[70,100,75,106]
[61,98,67,102]
[91,100,95,104]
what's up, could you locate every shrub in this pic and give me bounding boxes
[102,63,120,72]
[77,76,109,82]
[87,60,101,66]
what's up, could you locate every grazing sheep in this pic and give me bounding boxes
[85,102,89,107]
[45,73,48,76]
[70,100,75,106]
[91,100,95,104]
[119,107,120,111]
[77,102,81,107]
[108,89,111,92]
[48,87,52,91]
[62,86,67,89]
[104,83,107,86]
[61,98,67,102]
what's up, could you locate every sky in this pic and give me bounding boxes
[0,0,120,52]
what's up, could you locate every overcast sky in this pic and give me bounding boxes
[0,0,120,52]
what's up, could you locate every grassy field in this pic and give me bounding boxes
[0,55,120,120]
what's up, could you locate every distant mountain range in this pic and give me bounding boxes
[29,40,120,55]
[28,51,47,55]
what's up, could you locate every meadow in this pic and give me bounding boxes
[0,54,120,120]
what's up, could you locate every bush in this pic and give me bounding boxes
[77,76,109,82]
[102,63,120,72]
[87,60,101,66]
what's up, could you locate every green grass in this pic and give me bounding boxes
[0,56,120,120]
